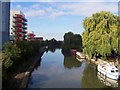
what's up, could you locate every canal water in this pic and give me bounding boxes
[27,49,120,88]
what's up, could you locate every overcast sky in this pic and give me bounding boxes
[11,0,119,40]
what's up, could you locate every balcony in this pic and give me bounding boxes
[27,37,35,39]
[13,19,22,23]
[16,29,22,32]
[22,22,27,25]
[12,28,16,32]
[16,33,22,37]
[16,38,20,41]
[13,19,16,23]
[13,24,22,28]
[22,30,27,33]
[22,26,27,29]
[28,34,35,37]
[16,24,22,28]
[13,14,22,18]
[16,19,22,23]
[12,23,16,27]
[22,17,27,22]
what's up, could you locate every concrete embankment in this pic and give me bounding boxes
[85,54,120,72]
[12,47,47,89]
[77,52,120,71]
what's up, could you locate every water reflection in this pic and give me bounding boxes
[28,49,118,88]
[33,58,41,70]
[46,46,61,53]
[64,56,82,69]
[28,49,85,88]
[81,63,106,88]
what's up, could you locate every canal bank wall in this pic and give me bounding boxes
[76,52,120,72]
[12,47,47,89]
[84,54,120,72]
[85,54,119,66]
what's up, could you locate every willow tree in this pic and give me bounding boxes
[82,11,120,60]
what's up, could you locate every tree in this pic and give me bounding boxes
[82,11,120,60]
[62,32,82,56]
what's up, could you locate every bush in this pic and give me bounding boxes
[2,41,41,74]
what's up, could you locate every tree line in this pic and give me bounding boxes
[42,38,63,53]
[42,38,63,48]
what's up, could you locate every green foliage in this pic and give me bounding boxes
[43,38,63,47]
[2,41,41,86]
[64,56,82,69]
[82,11,120,59]
[2,42,21,69]
[81,63,105,88]
[2,41,41,72]
[62,32,82,56]
[4,59,13,69]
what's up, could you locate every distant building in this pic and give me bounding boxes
[26,31,35,42]
[0,1,10,50]
[35,37,43,42]
[35,37,43,46]
[10,10,27,41]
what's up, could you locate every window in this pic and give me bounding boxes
[111,70,114,73]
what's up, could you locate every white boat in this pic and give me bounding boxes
[97,61,120,80]
[97,72,118,87]
[76,52,86,59]
[76,57,85,62]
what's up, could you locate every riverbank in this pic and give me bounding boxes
[84,54,120,72]
[76,52,120,71]
[85,54,119,66]
[11,47,47,89]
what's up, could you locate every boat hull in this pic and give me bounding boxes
[97,72,118,87]
[97,65,120,80]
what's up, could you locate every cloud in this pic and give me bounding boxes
[15,4,45,17]
[16,4,21,9]
[30,4,41,9]
[11,0,120,2]
[59,2,118,16]
[25,10,45,17]
[49,11,66,19]
[13,2,118,18]
[11,0,54,2]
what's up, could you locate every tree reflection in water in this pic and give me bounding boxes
[46,46,61,53]
[63,56,82,69]
[81,63,106,88]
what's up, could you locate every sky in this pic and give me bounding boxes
[10,0,119,40]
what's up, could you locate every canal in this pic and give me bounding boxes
[27,49,120,88]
